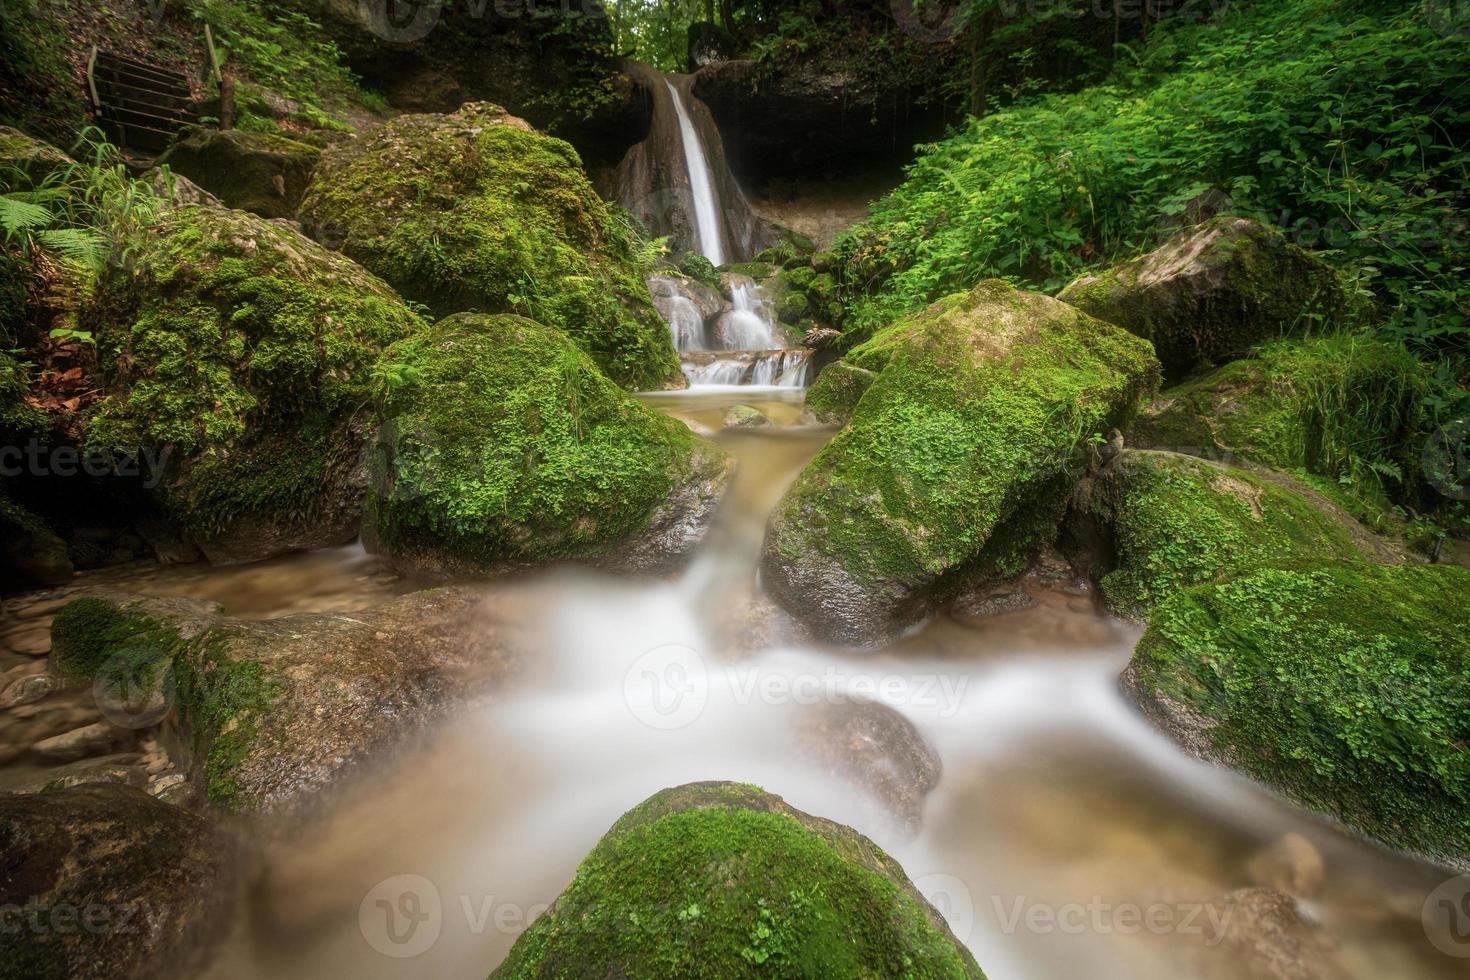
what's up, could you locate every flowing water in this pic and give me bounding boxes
[666,79,726,267]
[146,388,1465,979]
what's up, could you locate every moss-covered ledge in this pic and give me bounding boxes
[1126,563,1470,872]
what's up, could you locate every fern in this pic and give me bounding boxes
[0,196,51,238]
[35,228,105,270]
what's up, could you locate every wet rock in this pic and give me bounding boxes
[763,280,1159,645]
[32,721,133,763]
[802,325,843,350]
[722,404,772,428]
[949,581,1038,621]
[793,698,942,834]
[50,588,516,818]
[1024,546,1093,597]
[0,672,62,709]
[1197,888,1346,980]
[5,626,51,656]
[1059,217,1361,382]
[493,782,983,977]
[0,125,73,183]
[0,784,240,980]
[156,127,321,218]
[40,754,148,793]
[1245,833,1326,899]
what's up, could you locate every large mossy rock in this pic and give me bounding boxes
[364,313,730,578]
[1069,449,1403,619]
[762,281,1160,645]
[155,128,321,219]
[49,587,510,816]
[0,784,240,980]
[0,124,73,183]
[1128,336,1444,515]
[493,782,984,978]
[82,204,424,564]
[1126,563,1470,872]
[1058,218,1359,381]
[298,103,682,390]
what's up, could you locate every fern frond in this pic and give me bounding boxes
[35,228,105,270]
[0,195,51,237]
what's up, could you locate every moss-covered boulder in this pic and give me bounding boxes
[803,360,876,425]
[81,204,424,564]
[0,124,73,183]
[49,587,510,815]
[0,492,73,590]
[493,782,984,978]
[1058,217,1360,381]
[1068,449,1402,620]
[298,103,681,390]
[1126,563,1470,871]
[1128,336,1444,516]
[762,280,1160,645]
[365,313,731,578]
[0,784,240,980]
[155,127,321,219]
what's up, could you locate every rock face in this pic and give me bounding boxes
[1066,449,1402,619]
[492,782,985,978]
[692,59,945,184]
[298,103,682,390]
[1058,218,1359,381]
[49,587,512,817]
[364,313,731,579]
[1126,562,1470,872]
[0,494,73,590]
[762,280,1160,645]
[1128,335,1444,513]
[803,360,876,425]
[0,124,72,182]
[0,784,240,980]
[155,128,321,219]
[82,204,424,565]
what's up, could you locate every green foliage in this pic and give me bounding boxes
[185,1,383,130]
[366,313,723,570]
[841,1,1470,363]
[494,782,983,978]
[0,1,87,145]
[1133,562,1470,868]
[1131,335,1452,519]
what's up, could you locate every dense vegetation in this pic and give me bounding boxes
[839,0,1470,376]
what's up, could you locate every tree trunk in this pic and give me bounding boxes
[967,7,994,119]
[705,0,714,25]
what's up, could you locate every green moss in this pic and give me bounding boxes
[49,594,282,809]
[676,252,721,291]
[298,105,681,390]
[154,128,321,219]
[1133,563,1470,867]
[1129,335,1448,518]
[765,281,1159,639]
[494,782,983,979]
[803,361,876,425]
[0,4,87,146]
[1081,450,1396,619]
[82,205,423,544]
[367,313,724,571]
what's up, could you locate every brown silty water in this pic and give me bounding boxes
[3,388,1464,979]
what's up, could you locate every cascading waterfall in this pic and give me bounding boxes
[665,80,726,267]
[612,64,808,389]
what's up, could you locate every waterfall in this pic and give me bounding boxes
[721,281,776,350]
[665,80,725,267]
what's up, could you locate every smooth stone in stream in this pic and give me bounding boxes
[793,697,942,836]
[1245,833,1326,899]
[4,627,52,656]
[723,403,773,428]
[0,673,63,709]
[32,721,133,762]
[0,784,240,980]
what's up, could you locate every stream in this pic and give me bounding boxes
[9,387,1438,979]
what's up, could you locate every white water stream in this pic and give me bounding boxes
[666,79,726,267]
[192,389,1463,980]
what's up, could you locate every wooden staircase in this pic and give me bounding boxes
[86,48,199,155]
